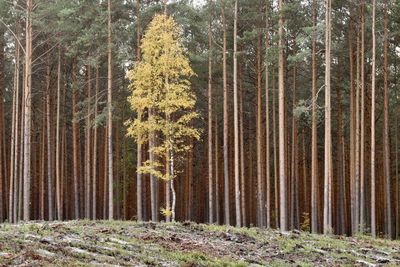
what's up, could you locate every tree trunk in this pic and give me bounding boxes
[0,29,4,222]
[336,63,346,235]
[215,119,220,224]
[348,17,356,236]
[92,65,99,220]
[23,0,33,221]
[311,0,319,234]
[359,4,366,233]
[265,0,271,229]
[135,0,143,222]
[371,0,376,237]
[115,100,120,219]
[278,0,287,232]
[107,0,114,221]
[55,46,62,220]
[122,99,127,220]
[72,60,80,219]
[103,127,108,218]
[220,0,230,226]
[233,0,241,227]
[40,99,45,220]
[256,9,264,229]
[46,53,53,221]
[85,66,91,219]
[19,74,25,222]
[208,0,214,224]
[272,68,279,228]
[290,65,298,229]
[165,148,171,222]
[323,0,332,234]
[324,0,334,231]
[61,72,66,220]
[302,130,308,222]
[354,14,361,234]
[9,23,20,223]
[149,110,157,222]
[383,0,392,238]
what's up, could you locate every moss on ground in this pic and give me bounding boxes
[0,220,399,266]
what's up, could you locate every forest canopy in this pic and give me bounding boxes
[0,0,399,241]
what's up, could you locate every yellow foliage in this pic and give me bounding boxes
[160,207,173,218]
[127,14,200,181]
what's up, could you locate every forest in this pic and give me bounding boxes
[0,0,400,249]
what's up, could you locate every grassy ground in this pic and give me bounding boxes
[0,220,399,266]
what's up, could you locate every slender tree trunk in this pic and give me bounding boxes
[272,68,279,228]
[215,119,220,224]
[302,130,308,220]
[9,23,20,223]
[136,124,143,221]
[55,46,62,220]
[348,18,356,236]
[187,137,194,221]
[18,75,25,222]
[149,111,157,221]
[135,0,143,222]
[122,99,127,220]
[107,0,114,220]
[103,127,108,218]
[359,4,366,233]
[220,0,230,225]
[371,0,376,237]
[165,148,171,222]
[323,0,333,234]
[239,63,246,226]
[383,0,392,238]
[208,0,214,224]
[396,118,399,238]
[84,66,91,219]
[256,9,264,229]
[278,0,287,232]
[249,121,254,224]
[0,25,8,222]
[40,100,45,220]
[291,65,298,229]
[311,0,319,234]
[92,65,99,220]
[115,101,120,219]
[61,72,66,220]
[354,15,361,234]
[233,0,241,227]
[265,0,271,229]
[170,151,176,221]
[72,60,80,219]
[46,53,53,221]
[23,0,33,221]
[336,65,345,235]
[0,29,5,222]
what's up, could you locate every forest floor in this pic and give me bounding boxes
[0,220,399,266]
